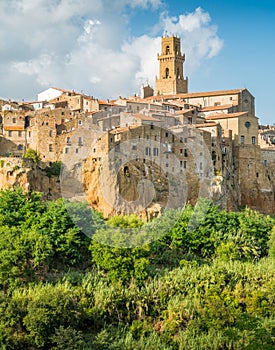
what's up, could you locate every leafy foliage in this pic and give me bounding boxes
[0,188,274,349]
[23,148,40,163]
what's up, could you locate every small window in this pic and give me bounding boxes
[252,136,256,145]
[18,131,22,137]
[49,130,53,137]
[132,144,137,151]
[28,131,31,137]
[184,149,188,157]
[264,159,268,166]
[66,137,71,144]
[49,144,53,152]
[240,135,245,144]
[180,160,183,168]
[76,148,79,154]
[165,132,169,137]
[153,147,159,156]
[165,68,169,79]
[78,120,83,125]
[184,161,187,169]
[61,111,65,116]
[65,147,69,154]
[17,144,23,151]
[145,147,151,156]
[12,117,16,123]
[78,137,83,145]
[8,131,12,137]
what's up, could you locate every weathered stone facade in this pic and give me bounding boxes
[0,34,275,216]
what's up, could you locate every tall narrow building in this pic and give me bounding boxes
[155,35,188,95]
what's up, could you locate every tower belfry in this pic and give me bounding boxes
[155,35,188,95]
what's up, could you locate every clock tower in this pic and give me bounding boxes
[155,35,188,95]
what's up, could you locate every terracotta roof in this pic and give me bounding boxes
[175,109,196,115]
[195,122,219,128]
[201,104,237,112]
[132,113,160,121]
[4,125,25,131]
[109,125,140,134]
[205,112,248,120]
[146,88,246,101]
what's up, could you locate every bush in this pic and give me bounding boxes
[23,148,40,163]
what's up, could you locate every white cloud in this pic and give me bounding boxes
[0,1,223,100]
[162,7,224,72]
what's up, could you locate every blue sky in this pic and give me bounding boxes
[0,0,274,124]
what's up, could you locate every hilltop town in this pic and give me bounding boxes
[1,34,275,216]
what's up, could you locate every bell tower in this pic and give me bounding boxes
[155,35,188,95]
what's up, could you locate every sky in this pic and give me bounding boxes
[0,0,275,124]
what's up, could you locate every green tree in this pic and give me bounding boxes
[23,148,40,163]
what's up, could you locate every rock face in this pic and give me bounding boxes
[0,146,275,218]
[0,158,61,200]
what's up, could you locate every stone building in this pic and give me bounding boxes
[0,34,275,215]
[155,35,188,95]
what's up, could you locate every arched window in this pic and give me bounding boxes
[165,68,169,79]
[17,144,23,151]
[165,45,170,54]
[177,67,180,78]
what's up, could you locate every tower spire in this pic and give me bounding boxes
[155,35,188,95]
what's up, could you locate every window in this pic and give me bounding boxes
[66,137,71,144]
[49,130,53,137]
[132,144,137,151]
[76,148,79,154]
[150,123,154,129]
[153,147,159,156]
[12,117,16,123]
[145,147,151,156]
[78,137,83,146]
[180,160,183,168]
[28,131,31,137]
[17,144,23,151]
[165,132,169,137]
[180,148,183,154]
[180,137,183,143]
[18,131,22,137]
[188,117,192,124]
[184,161,187,169]
[8,131,12,137]
[176,67,180,78]
[184,149,188,157]
[65,147,69,154]
[78,120,83,125]
[264,159,267,166]
[61,111,65,116]
[165,68,169,79]
[49,144,53,152]
[252,136,256,145]
[165,45,170,54]
[200,162,203,170]
[240,135,245,144]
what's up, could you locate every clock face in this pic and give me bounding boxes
[245,121,251,128]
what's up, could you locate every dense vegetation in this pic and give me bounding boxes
[0,187,274,349]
